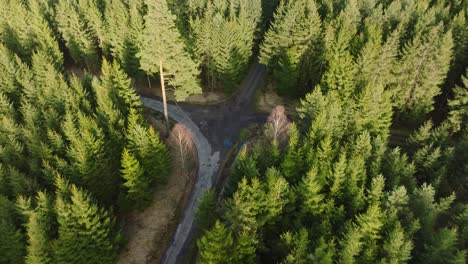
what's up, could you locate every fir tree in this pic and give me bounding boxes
[447,72,468,131]
[55,0,101,69]
[392,25,454,120]
[195,189,217,232]
[120,148,150,208]
[18,192,55,264]
[54,177,118,264]
[259,0,322,95]
[138,0,201,125]
[197,220,234,264]
[0,195,25,264]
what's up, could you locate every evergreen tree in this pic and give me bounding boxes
[259,0,322,95]
[392,25,454,120]
[420,228,466,264]
[18,192,55,264]
[103,0,143,76]
[125,109,170,186]
[0,195,25,264]
[195,190,217,232]
[190,0,262,91]
[55,0,102,69]
[138,0,201,124]
[281,123,304,183]
[197,220,234,264]
[447,72,468,131]
[54,177,118,264]
[280,228,312,264]
[120,148,150,208]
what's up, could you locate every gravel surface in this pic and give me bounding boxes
[141,61,267,264]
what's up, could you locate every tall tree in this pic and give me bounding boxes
[54,176,118,264]
[138,0,201,126]
[259,0,322,95]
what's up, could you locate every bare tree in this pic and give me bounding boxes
[265,105,290,144]
[169,124,195,169]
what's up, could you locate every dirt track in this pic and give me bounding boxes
[142,61,267,264]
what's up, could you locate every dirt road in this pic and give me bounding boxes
[142,61,267,264]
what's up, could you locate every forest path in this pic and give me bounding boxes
[141,61,267,264]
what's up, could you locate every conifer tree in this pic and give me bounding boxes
[195,190,217,232]
[54,177,118,264]
[125,108,170,183]
[190,0,262,91]
[259,0,322,95]
[420,228,466,264]
[55,0,102,69]
[18,192,55,264]
[281,228,312,264]
[62,113,116,204]
[138,0,201,125]
[120,148,150,208]
[197,220,234,264]
[281,123,304,183]
[0,195,25,264]
[103,0,143,76]
[448,72,468,131]
[392,25,454,120]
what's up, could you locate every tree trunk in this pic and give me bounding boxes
[159,60,169,130]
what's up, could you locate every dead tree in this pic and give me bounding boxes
[169,124,194,169]
[265,105,290,144]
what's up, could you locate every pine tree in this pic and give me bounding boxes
[420,228,466,264]
[125,109,170,186]
[447,72,468,131]
[392,25,454,120]
[197,220,234,264]
[103,0,143,76]
[281,228,312,264]
[259,0,322,95]
[195,190,217,232]
[120,148,150,208]
[55,0,101,69]
[138,0,201,125]
[0,195,25,264]
[54,177,118,264]
[18,192,55,264]
[62,113,116,204]
[281,123,304,183]
[380,223,413,264]
[299,169,324,216]
[190,0,262,91]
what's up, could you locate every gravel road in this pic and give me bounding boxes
[141,61,266,264]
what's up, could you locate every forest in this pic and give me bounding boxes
[0,0,466,264]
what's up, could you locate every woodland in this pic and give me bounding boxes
[0,0,466,264]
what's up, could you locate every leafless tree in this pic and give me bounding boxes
[169,124,195,169]
[265,105,290,144]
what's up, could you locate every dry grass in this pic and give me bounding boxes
[117,118,197,264]
[134,78,228,105]
[256,82,302,116]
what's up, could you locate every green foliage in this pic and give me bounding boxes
[120,148,149,208]
[18,192,55,264]
[190,0,262,91]
[259,0,322,95]
[0,195,25,264]
[392,25,453,121]
[54,177,119,264]
[195,190,217,232]
[55,0,102,69]
[448,72,468,131]
[139,0,201,101]
[197,221,234,264]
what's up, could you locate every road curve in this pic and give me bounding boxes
[140,97,220,264]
